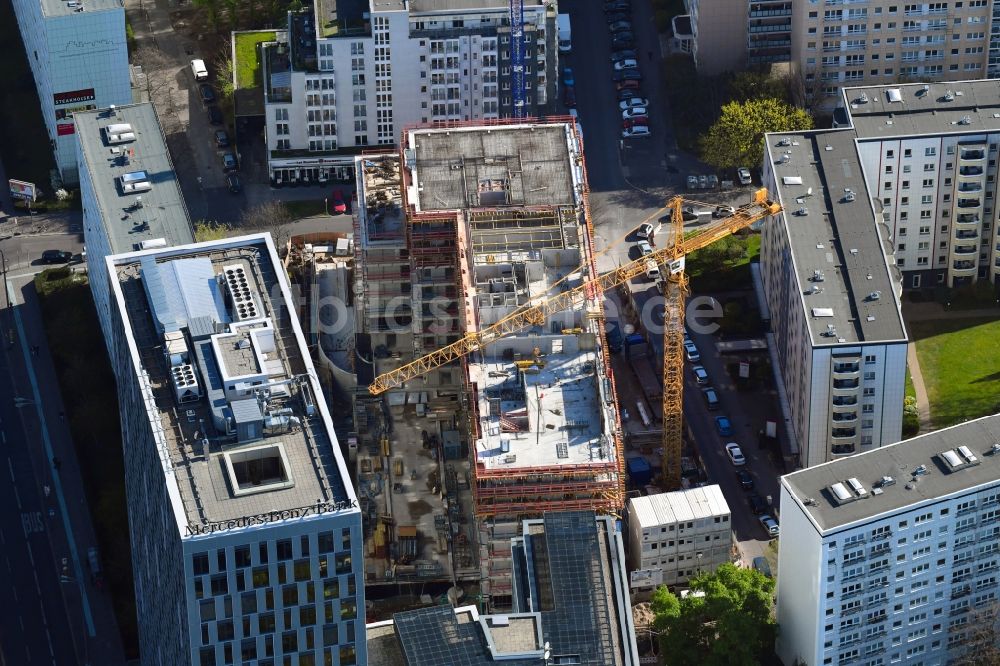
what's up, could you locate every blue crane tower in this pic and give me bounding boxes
[509,0,526,118]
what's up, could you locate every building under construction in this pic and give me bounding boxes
[352,118,624,610]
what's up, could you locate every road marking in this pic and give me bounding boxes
[0,430,5,444]
[6,281,95,637]
[10,584,16,602]
[21,511,44,537]
[8,460,21,511]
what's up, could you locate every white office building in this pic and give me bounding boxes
[104,234,366,666]
[75,102,194,354]
[777,413,1000,666]
[11,0,131,184]
[760,127,908,468]
[627,486,732,592]
[256,0,558,186]
[836,80,1000,289]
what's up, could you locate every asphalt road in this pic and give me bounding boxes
[0,228,126,666]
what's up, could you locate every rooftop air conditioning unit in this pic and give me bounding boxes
[170,364,201,403]
[223,264,259,320]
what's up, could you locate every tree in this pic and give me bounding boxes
[651,563,776,666]
[728,70,790,103]
[134,46,180,133]
[214,47,236,100]
[194,220,233,242]
[951,602,1000,666]
[240,201,293,248]
[699,98,813,170]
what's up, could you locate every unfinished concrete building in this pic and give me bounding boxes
[352,119,624,610]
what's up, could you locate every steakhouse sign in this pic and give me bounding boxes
[185,499,358,536]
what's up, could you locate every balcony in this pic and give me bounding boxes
[956,230,979,240]
[961,149,986,161]
[833,412,858,422]
[833,395,859,406]
[750,7,792,17]
[960,165,984,176]
[833,362,860,373]
[957,198,983,209]
[958,182,983,193]
[953,244,978,255]
[956,213,981,225]
[833,378,860,390]
[953,260,977,272]
[832,427,857,438]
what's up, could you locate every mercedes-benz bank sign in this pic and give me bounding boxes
[185,499,358,536]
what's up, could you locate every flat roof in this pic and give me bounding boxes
[41,0,121,18]
[629,485,731,529]
[407,0,545,11]
[76,103,193,253]
[766,129,906,346]
[379,512,636,666]
[783,413,1000,534]
[842,79,1000,139]
[108,235,357,536]
[405,124,577,212]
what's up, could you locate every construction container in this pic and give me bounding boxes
[627,457,653,487]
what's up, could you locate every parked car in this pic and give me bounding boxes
[215,130,230,148]
[606,12,629,23]
[616,80,641,92]
[758,514,780,537]
[637,222,654,240]
[713,205,735,218]
[562,67,575,87]
[637,239,653,256]
[604,0,630,11]
[691,365,708,384]
[622,125,651,139]
[87,546,103,588]
[330,189,347,214]
[199,84,216,105]
[725,442,746,466]
[611,33,635,49]
[226,173,242,194]
[564,86,577,108]
[702,386,719,410]
[751,556,772,578]
[736,469,754,490]
[612,69,642,82]
[714,415,733,436]
[686,175,699,189]
[608,20,632,33]
[610,49,638,63]
[623,117,649,130]
[684,339,700,362]
[622,107,647,120]
[738,166,753,185]
[748,493,768,514]
[620,97,648,110]
[41,249,72,264]
[617,88,641,101]
[613,58,639,71]
[221,152,238,171]
[207,105,223,125]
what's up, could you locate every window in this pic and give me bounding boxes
[235,546,251,568]
[193,552,210,576]
[277,539,293,561]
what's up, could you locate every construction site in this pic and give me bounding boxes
[350,118,625,611]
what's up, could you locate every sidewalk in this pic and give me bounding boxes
[7,276,126,665]
[906,344,933,432]
[902,299,1000,322]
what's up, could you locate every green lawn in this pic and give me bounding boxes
[686,233,761,293]
[234,31,277,88]
[910,317,1000,428]
[285,199,329,219]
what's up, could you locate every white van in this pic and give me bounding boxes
[645,259,660,280]
[191,59,208,81]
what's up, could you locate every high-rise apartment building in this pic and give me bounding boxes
[627,486,732,592]
[11,0,131,183]
[790,0,992,112]
[676,0,791,74]
[836,79,1000,288]
[257,0,558,186]
[104,234,366,666]
[777,414,1000,666]
[351,118,623,611]
[760,127,908,467]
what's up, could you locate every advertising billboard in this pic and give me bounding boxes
[9,179,37,202]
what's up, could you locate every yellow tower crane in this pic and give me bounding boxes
[367,189,781,491]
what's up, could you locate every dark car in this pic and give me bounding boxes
[226,173,242,194]
[611,33,635,49]
[606,12,629,23]
[751,556,772,578]
[617,88,641,101]
[736,469,754,491]
[563,85,577,108]
[604,0,629,11]
[41,249,73,264]
[215,130,230,148]
[207,105,223,125]
[608,20,632,33]
[611,49,638,63]
[612,68,643,82]
[616,80,641,92]
[199,84,216,105]
[747,493,768,515]
[222,152,238,171]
